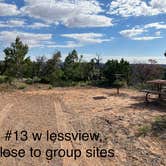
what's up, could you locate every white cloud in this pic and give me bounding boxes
[0,31,53,48]
[21,0,113,27]
[63,14,113,28]
[0,20,25,28]
[155,31,161,36]
[120,28,146,38]
[132,36,162,40]
[109,0,166,17]
[144,22,166,29]
[150,0,166,12]
[47,41,83,48]
[0,2,20,16]
[119,27,162,40]
[61,33,111,44]
[0,31,108,49]
[28,22,51,29]
[0,20,51,29]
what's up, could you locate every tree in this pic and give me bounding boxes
[46,51,62,74]
[103,59,130,84]
[88,55,103,81]
[64,49,78,66]
[64,50,79,81]
[45,51,63,83]
[33,56,47,78]
[131,59,163,85]
[3,37,29,78]
[0,61,5,75]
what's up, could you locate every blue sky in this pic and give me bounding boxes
[0,0,166,63]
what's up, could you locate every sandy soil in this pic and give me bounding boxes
[0,87,165,166]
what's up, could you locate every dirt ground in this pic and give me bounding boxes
[0,87,165,166]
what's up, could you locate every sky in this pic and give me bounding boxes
[0,0,166,63]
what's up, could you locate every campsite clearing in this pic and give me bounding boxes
[0,88,165,166]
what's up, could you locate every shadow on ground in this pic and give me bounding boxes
[126,100,166,112]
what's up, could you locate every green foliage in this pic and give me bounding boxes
[138,125,151,137]
[0,75,14,84]
[64,49,78,65]
[137,116,166,138]
[17,83,27,90]
[64,50,79,81]
[103,59,131,84]
[25,77,41,84]
[33,76,41,83]
[3,37,29,78]
[113,80,126,88]
[25,78,33,84]
[151,116,166,136]
[49,69,64,85]
[0,75,8,84]
[0,61,5,75]
[163,68,166,80]
[113,80,126,94]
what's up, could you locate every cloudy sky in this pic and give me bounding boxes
[0,0,166,63]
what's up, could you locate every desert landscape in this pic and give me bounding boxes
[0,87,165,166]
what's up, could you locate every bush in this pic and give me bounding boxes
[25,78,33,84]
[33,76,41,83]
[103,59,131,84]
[17,84,27,90]
[0,75,8,84]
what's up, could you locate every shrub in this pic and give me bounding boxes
[33,76,41,83]
[0,75,8,84]
[103,59,131,84]
[6,76,14,84]
[25,78,33,84]
[17,84,27,90]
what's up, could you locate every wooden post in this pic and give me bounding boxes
[117,87,119,95]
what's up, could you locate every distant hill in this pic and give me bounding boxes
[160,64,166,68]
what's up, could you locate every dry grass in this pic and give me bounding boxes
[0,87,165,166]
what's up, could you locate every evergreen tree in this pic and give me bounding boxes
[3,37,29,78]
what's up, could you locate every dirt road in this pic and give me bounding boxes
[0,88,165,166]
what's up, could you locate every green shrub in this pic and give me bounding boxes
[25,78,33,84]
[113,80,126,88]
[17,84,27,90]
[33,76,41,83]
[6,76,14,84]
[0,75,8,84]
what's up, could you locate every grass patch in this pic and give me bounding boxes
[137,125,151,137]
[17,84,27,90]
[151,116,166,137]
[137,115,166,138]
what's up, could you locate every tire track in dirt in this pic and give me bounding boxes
[54,99,103,166]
